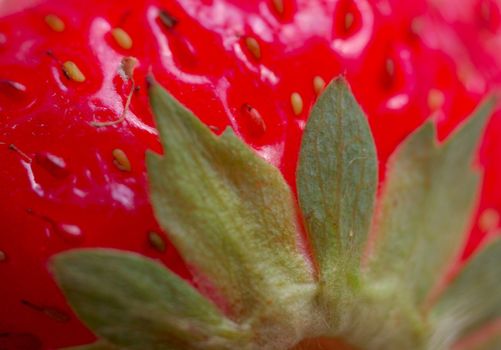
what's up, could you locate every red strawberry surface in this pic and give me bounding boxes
[1,0,501,349]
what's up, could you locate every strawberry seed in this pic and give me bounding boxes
[111,27,133,50]
[291,92,304,116]
[62,61,86,83]
[44,14,65,32]
[112,148,131,172]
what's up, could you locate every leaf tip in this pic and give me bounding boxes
[49,250,88,293]
[146,74,162,102]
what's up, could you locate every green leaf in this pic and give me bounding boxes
[366,98,494,304]
[52,76,497,350]
[146,79,318,346]
[430,239,501,349]
[52,250,248,350]
[296,78,427,349]
[297,77,377,288]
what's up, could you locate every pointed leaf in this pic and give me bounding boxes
[52,249,248,350]
[297,78,377,286]
[146,80,317,345]
[366,98,494,303]
[430,239,501,349]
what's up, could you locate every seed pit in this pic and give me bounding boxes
[244,36,261,60]
[21,300,70,323]
[148,231,167,253]
[271,0,285,16]
[158,9,179,29]
[34,152,69,178]
[333,0,362,37]
[240,103,267,138]
[381,57,397,89]
[0,79,27,93]
[344,12,354,31]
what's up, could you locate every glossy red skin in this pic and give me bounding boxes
[0,0,500,348]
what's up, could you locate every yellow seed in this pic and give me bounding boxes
[245,37,261,60]
[44,14,65,32]
[271,0,284,15]
[313,76,326,95]
[291,92,303,116]
[345,12,354,31]
[111,27,133,50]
[62,61,86,83]
[427,89,445,111]
[479,208,500,232]
[112,148,131,172]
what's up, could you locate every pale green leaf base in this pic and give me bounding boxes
[52,78,500,350]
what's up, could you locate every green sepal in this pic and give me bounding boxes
[430,239,501,349]
[297,77,377,298]
[146,79,317,347]
[366,98,494,304]
[51,74,500,350]
[294,78,424,349]
[51,250,248,350]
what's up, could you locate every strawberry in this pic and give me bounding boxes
[0,0,500,349]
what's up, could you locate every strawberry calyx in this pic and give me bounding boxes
[52,78,500,350]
